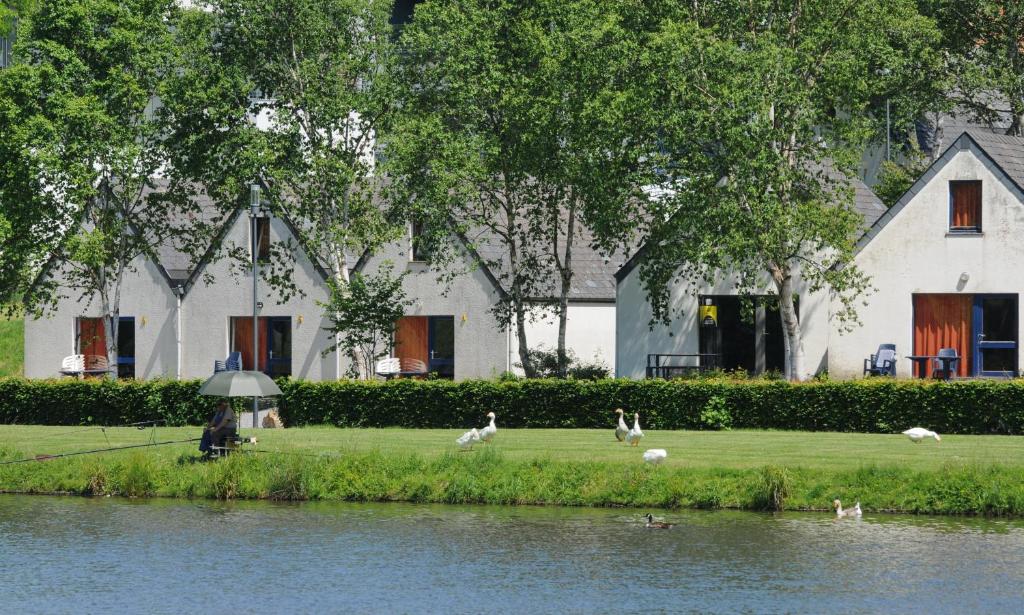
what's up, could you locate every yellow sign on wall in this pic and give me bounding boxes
[699,305,718,327]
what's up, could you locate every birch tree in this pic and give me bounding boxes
[635,0,943,380]
[160,0,402,378]
[386,0,641,377]
[920,0,1024,137]
[0,0,197,376]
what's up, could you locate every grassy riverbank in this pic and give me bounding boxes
[2,426,1024,515]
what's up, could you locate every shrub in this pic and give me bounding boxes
[699,396,732,431]
[3,377,1024,435]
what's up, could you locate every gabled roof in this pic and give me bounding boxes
[855,130,1024,252]
[464,222,628,302]
[614,167,884,282]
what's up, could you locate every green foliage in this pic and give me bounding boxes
[632,1,945,379]
[6,377,1024,435]
[919,0,1024,136]
[0,317,22,377]
[386,0,644,377]
[0,378,214,426]
[4,437,1024,515]
[0,0,207,372]
[699,396,732,431]
[874,154,932,207]
[320,264,412,377]
[751,465,792,511]
[517,346,610,380]
[160,0,404,325]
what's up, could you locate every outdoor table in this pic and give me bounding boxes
[905,355,957,380]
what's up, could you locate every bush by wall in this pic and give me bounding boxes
[1,377,1024,434]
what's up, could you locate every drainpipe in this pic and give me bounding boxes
[175,285,183,380]
[506,324,512,373]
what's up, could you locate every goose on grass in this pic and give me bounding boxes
[625,413,644,447]
[902,427,941,443]
[615,408,629,442]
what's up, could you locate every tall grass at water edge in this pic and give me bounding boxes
[2,445,1024,516]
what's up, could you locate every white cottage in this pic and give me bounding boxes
[829,131,1024,379]
[614,169,886,380]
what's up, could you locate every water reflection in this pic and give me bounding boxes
[1,496,1023,614]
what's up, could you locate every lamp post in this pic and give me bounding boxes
[250,183,261,429]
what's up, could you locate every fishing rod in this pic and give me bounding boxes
[0,437,201,466]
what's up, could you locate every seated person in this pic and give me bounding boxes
[199,400,237,455]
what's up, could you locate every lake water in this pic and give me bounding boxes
[1,495,1023,614]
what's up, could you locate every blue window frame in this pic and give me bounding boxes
[117,317,135,379]
[971,295,1018,377]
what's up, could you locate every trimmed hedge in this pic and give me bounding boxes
[1,377,1024,434]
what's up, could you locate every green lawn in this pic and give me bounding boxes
[0,318,22,377]
[1,425,1021,472]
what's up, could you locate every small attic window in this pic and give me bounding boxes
[254,217,270,262]
[949,181,981,233]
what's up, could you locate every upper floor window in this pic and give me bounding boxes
[411,219,430,262]
[950,180,982,233]
[254,217,270,263]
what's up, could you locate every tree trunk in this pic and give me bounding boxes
[555,291,569,378]
[515,299,537,378]
[773,269,805,381]
[332,260,369,380]
[99,289,119,381]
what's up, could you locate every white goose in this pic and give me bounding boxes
[625,413,644,447]
[833,499,862,518]
[643,449,667,465]
[614,408,629,442]
[903,427,941,443]
[456,428,481,451]
[480,412,497,443]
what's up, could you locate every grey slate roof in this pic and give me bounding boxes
[464,222,627,302]
[966,130,1024,191]
[614,163,886,282]
[145,180,227,287]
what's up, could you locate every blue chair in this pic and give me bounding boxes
[864,344,897,377]
[214,351,244,373]
[931,348,959,380]
[225,351,242,371]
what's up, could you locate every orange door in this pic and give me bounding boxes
[78,318,106,357]
[913,294,972,377]
[232,317,269,371]
[394,316,429,364]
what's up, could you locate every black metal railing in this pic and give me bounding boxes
[645,353,721,379]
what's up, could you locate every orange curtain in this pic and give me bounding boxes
[394,317,429,364]
[951,182,981,228]
[231,317,269,371]
[77,318,106,357]
[913,294,971,377]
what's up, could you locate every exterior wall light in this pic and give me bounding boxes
[959,272,970,284]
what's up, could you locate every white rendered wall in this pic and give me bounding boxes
[829,145,1024,379]
[24,257,179,380]
[513,303,616,374]
[180,215,338,381]
[615,266,830,380]
[352,235,510,380]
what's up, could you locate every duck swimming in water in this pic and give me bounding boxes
[644,513,673,529]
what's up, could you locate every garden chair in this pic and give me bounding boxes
[931,348,960,380]
[398,358,428,378]
[214,351,243,373]
[375,357,401,380]
[59,354,85,377]
[83,355,109,378]
[863,343,897,377]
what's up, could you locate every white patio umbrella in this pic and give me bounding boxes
[198,370,282,398]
